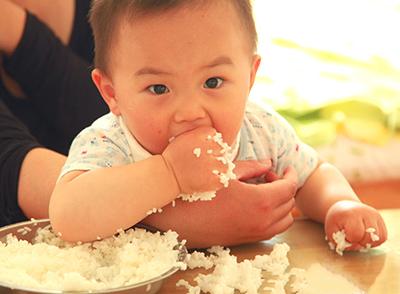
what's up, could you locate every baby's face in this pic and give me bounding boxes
[107,1,259,154]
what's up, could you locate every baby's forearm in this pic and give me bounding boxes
[49,155,180,242]
[295,162,360,223]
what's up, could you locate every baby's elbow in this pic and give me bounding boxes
[49,189,82,243]
[48,191,67,238]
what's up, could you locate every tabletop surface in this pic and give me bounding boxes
[159,209,400,293]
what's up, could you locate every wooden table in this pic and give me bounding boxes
[160,209,400,293]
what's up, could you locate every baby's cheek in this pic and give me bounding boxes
[218,128,239,147]
[140,133,168,154]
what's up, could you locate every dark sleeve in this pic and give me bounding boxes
[68,0,94,63]
[3,12,107,145]
[0,99,41,226]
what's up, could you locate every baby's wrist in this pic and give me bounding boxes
[159,154,182,195]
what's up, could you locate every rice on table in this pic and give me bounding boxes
[0,226,186,292]
[178,243,363,294]
[177,243,297,294]
[0,224,365,294]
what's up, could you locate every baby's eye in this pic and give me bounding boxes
[204,77,223,89]
[148,84,169,95]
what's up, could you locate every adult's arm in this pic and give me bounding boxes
[0,0,76,224]
[0,98,65,225]
[143,162,298,248]
[1,1,107,145]
[9,0,74,46]
[17,148,66,220]
[0,0,25,55]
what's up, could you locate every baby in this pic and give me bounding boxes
[49,0,387,252]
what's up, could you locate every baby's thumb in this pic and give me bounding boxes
[233,159,271,181]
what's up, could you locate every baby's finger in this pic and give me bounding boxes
[341,218,365,250]
[377,218,388,245]
[324,221,341,244]
[356,221,379,250]
[363,223,385,248]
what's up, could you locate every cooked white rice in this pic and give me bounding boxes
[177,243,297,294]
[329,230,352,256]
[0,226,186,292]
[178,191,217,202]
[193,148,201,158]
[366,227,380,242]
[179,243,363,294]
[328,227,379,255]
[0,223,366,294]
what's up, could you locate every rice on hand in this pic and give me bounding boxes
[177,132,237,202]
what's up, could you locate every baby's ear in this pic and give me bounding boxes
[91,69,121,115]
[249,54,261,90]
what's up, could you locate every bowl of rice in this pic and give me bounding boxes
[0,219,187,294]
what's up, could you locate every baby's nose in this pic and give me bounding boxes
[173,99,207,123]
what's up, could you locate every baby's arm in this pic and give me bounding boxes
[295,161,359,223]
[295,161,387,250]
[50,127,227,242]
[50,156,179,243]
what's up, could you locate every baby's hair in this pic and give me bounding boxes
[89,0,258,73]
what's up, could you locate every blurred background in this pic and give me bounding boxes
[251,0,400,185]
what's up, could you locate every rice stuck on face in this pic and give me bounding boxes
[0,226,186,292]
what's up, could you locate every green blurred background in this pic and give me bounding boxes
[251,0,400,147]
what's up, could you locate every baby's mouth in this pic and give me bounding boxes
[172,126,207,138]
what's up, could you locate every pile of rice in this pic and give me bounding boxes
[0,225,365,293]
[178,243,363,294]
[0,225,186,291]
[177,243,302,294]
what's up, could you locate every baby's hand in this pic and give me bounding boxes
[162,126,231,194]
[325,200,387,252]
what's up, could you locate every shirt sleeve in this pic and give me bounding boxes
[269,110,319,187]
[60,125,131,179]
